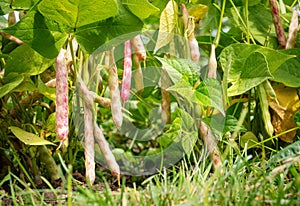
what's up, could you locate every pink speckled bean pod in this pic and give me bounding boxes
[121,40,132,104]
[107,48,123,129]
[93,121,120,181]
[84,103,95,185]
[269,0,287,48]
[56,49,69,149]
[131,35,146,62]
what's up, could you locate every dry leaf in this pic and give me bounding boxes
[269,84,300,142]
[187,4,209,24]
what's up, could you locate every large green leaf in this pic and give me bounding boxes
[38,0,118,28]
[220,43,294,96]
[75,1,143,54]
[228,4,277,46]
[272,49,300,87]
[5,44,55,76]
[122,0,160,19]
[0,73,24,98]
[9,126,55,146]
[227,52,272,96]
[3,9,68,59]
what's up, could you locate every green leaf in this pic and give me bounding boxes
[227,52,272,96]
[0,73,24,98]
[272,49,300,87]
[268,140,300,167]
[9,126,56,146]
[240,131,259,148]
[13,77,37,92]
[220,43,294,96]
[3,9,68,58]
[157,108,197,155]
[156,57,200,85]
[12,0,37,10]
[38,0,118,28]
[122,0,160,19]
[5,44,55,76]
[0,0,11,15]
[228,4,277,46]
[75,1,143,54]
[194,78,225,115]
[293,110,300,127]
[37,77,56,101]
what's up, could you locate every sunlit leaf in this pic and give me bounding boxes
[9,126,56,146]
[5,44,55,76]
[122,0,160,19]
[154,0,178,53]
[187,4,209,23]
[38,0,118,28]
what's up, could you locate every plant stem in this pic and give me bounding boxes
[214,0,226,46]
[245,0,250,44]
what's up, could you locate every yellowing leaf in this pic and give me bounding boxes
[154,0,178,53]
[187,4,209,23]
[9,126,56,146]
[269,84,300,142]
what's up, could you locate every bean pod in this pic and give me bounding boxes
[121,40,132,104]
[56,49,69,149]
[107,49,123,129]
[131,35,146,62]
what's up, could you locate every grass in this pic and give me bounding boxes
[1,145,300,206]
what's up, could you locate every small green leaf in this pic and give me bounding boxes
[240,131,259,148]
[37,77,56,101]
[9,126,56,146]
[293,110,300,127]
[156,57,200,85]
[0,0,11,15]
[194,78,225,115]
[0,73,24,98]
[122,0,160,19]
[5,44,55,76]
